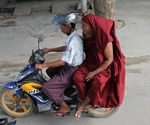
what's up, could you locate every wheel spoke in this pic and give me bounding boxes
[7,91,15,101]
[4,100,14,105]
[19,102,28,112]
[12,107,17,112]
[21,98,29,102]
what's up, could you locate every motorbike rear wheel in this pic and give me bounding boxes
[88,107,119,118]
[0,88,34,117]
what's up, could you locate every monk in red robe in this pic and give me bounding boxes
[73,14,126,119]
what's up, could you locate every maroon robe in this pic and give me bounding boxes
[73,14,126,107]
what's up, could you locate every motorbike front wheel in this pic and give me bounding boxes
[0,88,34,117]
[88,107,119,118]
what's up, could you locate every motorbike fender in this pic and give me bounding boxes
[4,81,17,89]
[4,81,22,95]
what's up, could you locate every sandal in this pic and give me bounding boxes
[0,118,8,125]
[0,118,16,125]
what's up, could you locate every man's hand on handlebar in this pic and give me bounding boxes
[43,48,50,54]
[35,64,43,69]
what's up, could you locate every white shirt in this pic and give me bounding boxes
[61,31,84,67]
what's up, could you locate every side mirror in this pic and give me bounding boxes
[38,35,45,43]
[37,34,45,50]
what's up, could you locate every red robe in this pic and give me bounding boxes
[73,14,126,107]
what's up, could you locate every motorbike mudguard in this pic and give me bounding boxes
[4,81,22,95]
[4,81,17,89]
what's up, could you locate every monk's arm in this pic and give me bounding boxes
[85,42,113,82]
[94,42,113,74]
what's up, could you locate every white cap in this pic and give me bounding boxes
[51,12,77,25]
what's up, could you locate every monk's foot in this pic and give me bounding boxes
[84,104,92,110]
[75,106,84,120]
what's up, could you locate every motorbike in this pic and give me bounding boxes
[0,35,118,118]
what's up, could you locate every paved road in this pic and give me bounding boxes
[0,0,150,125]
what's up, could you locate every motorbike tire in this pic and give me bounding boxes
[0,88,34,117]
[88,107,119,118]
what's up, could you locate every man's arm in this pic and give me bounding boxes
[35,59,65,69]
[43,45,67,54]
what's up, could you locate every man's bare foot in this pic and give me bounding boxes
[52,102,71,117]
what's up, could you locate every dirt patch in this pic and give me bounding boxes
[126,55,150,66]
[0,62,25,72]
[0,19,16,27]
[126,56,150,74]
[127,69,141,73]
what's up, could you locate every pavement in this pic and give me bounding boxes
[0,0,150,125]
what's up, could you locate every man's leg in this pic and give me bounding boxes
[43,65,77,116]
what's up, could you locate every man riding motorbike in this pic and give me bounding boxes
[35,12,84,117]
